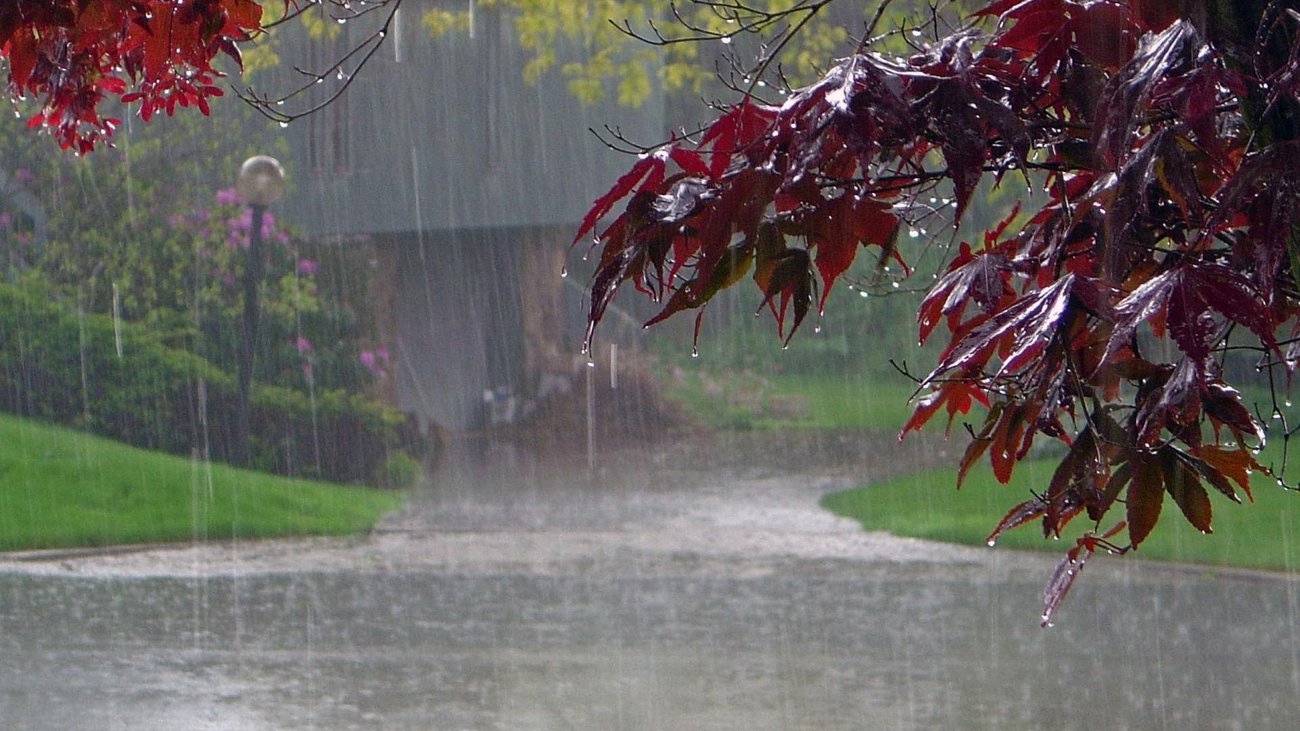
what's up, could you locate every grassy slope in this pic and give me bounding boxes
[0,413,403,551]
[663,369,920,432]
[662,363,1300,571]
[823,453,1300,572]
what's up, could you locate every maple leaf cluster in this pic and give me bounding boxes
[1,0,273,152]
[578,1,1300,622]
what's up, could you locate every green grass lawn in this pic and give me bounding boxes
[0,413,404,552]
[823,451,1300,571]
[663,369,921,432]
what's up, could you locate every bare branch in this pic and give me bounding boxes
[236,0,403,124]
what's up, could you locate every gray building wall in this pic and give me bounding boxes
[269,3,666,430]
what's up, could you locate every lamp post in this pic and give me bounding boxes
[233,155,286,467]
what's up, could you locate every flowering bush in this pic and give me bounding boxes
[162,186,380,395]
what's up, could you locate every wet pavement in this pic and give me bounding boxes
[1,429,1299,729]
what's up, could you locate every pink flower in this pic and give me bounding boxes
[215,187,240,206]
[297,259,318,276]
[295,336,313,354]
[359,350,387,378]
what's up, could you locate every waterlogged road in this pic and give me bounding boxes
[1,431,1298,730]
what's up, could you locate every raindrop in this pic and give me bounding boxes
[1287,400,1294,408]
[986,539,997,547]
[336,17,347,24]
[691,347,699,358]
[720,36,732,45]
[891,281,900,289]
[279,121,289,129]
[560,267,568,278]
[908,229,920,238]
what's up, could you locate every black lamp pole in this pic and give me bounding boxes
[232,156,285,468]
[235,203,267,467]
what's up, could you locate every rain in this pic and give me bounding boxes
[1,1,1299,729]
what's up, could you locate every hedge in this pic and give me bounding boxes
[0,282,420,484]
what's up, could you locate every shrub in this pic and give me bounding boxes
[0,281,420,483]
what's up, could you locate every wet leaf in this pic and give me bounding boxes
[1194,446,1262,503]
[1161,448,1212,534]
[1094,20,1203,167]
[574,153,666,245]
[1104,264,1277,366]
[918,243,1014,343]
[986,496,1049,546]
[1041,539,1092,628]
[1127,456,1164,548]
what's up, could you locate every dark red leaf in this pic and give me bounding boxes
[1161,448,1212,534]
[986,496,1049,547]
[753,247,815,343]
[1041,537,1093,628]
[1094,20,1203,167]
[1127,456,1164,548]
[899,377,989,438]
[918,243,1014,343]
[932,273,1077,380]
[1104,264,1276,367]
[697,98,776,179]
[1195,446,1263,503]
[573,152,667,245]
